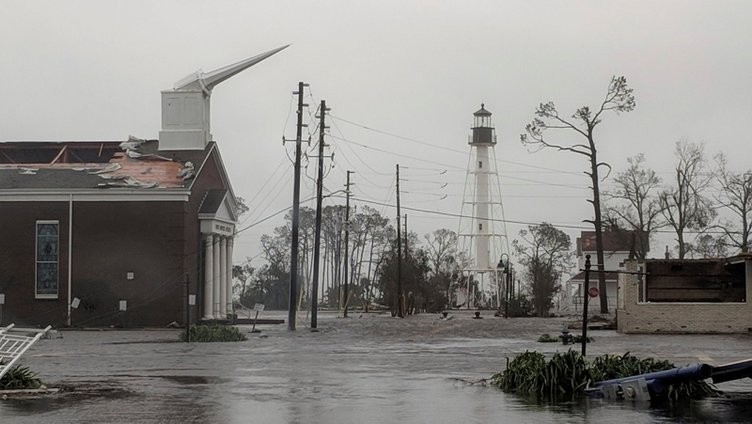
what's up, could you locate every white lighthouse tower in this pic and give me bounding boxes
[457,104,509,308]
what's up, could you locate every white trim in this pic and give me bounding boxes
[67,195,73,325]
[198,214,235,225]
[190,143,238,221]
[0,191,189,202]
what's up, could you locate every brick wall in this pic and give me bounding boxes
[617,260,752,333]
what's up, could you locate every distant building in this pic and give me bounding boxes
[563,230,647,314]
[617,255,751,333]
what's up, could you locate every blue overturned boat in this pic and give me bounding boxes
[587,358,752,401]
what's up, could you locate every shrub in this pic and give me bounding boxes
[537,333,558,343]
[491,350,718,402]
[571,335,594,344]
[491,351,546,396]
[536,333,593,343]
[180,325,247,342]
[0,365,42,390]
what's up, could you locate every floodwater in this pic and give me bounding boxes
[1,311,751,423]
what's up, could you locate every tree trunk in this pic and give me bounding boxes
[589,135,609,314]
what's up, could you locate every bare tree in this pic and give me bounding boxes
[714,153,752,253]
[424,229,458,276]
[521,76,635,313]
[659,141,715,259]
[605,154,664,260]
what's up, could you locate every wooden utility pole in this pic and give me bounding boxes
[395,164,404,318]
[581,255,591,356]
[288,81,308,331]
[311,99,329,329]
[184,273,191,342]
[403,214,408,256]
[343,170,354,318]
[403,213,409,315]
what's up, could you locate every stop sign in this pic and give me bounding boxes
[588,287,599,298]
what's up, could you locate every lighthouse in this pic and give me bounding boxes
[457,104,509,308]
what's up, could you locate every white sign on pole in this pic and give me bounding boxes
[253,303,265,312]
[188,295,196,306]
[71,297,80,309]
[119,300,127,311]
[0,294,5,305]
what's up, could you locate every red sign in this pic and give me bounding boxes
[588,287,599,298]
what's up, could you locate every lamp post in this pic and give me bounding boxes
[497,254,509,317]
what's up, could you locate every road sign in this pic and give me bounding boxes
[588,287,599,298]
[254,303,265,312]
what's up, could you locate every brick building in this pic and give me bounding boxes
[0,45,287,328]
[0,138,238,327]
[617,256,752,333]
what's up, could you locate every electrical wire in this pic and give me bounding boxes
[329,114,583,176]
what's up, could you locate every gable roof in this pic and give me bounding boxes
[199,189,227,214]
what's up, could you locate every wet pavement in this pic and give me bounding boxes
[1,310,751,423]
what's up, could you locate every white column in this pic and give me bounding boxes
[212,235,221,318]
[226,237,234,315]
[203,234,214,320]
[219,236,227,318]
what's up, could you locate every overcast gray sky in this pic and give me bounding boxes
[2,1,751,265]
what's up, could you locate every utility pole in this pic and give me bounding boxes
[311,99,329,329]
[581,255,591,356]
[343,170,354,318]
[403,213,409,315]
[403,214,408,256]
[287,81,308,331]
[505,265,512,319]
[184,273,191,342]
[395,164,404,318]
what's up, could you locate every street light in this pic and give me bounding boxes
[497,254,509,315]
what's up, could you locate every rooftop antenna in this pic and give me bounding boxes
[159,44,290,151]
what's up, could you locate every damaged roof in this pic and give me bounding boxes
[0,138,209,190]
[578,230,649,253]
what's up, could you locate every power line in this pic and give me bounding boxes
[329,114,583,176]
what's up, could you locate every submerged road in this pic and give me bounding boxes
[2,311,751,423]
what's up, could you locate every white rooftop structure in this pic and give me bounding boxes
[159,45,290,151]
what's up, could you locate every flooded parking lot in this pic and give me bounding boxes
[2,311,751,423]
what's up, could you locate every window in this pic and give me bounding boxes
[478,161,483,168]
[36,221,59,299]
[479,223,483,231]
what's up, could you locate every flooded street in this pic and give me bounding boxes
[2,311,751,423]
